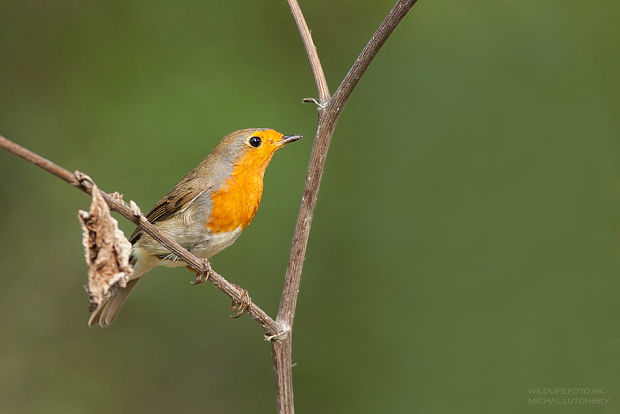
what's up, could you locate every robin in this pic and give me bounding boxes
[89,128,302,327]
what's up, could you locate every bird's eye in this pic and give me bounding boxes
[249,136,262,148]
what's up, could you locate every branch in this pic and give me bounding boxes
[273,0,418,412]
[280,0,418,338]
[286,0,330,104]
[330,0,418,118]
[0,134,280,337]
[280,0,418,331]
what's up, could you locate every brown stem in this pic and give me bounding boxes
[329,0,418,119]
[0,134,280,336]
[273,0,418,412]
[286,0,330,104]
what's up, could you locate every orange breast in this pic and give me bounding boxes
[206,160,265,233]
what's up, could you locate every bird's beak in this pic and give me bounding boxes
[277,134,303,146]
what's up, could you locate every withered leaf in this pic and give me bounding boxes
[78,185,133,312]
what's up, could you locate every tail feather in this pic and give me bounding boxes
[89,278,140,327]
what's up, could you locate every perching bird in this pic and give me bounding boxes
[89,128,301,327]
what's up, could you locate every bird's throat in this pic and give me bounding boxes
[206,156,269,233]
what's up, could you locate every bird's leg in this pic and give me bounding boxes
[188,259,212,285]
[230,284,252,318]
[185,259,249,316]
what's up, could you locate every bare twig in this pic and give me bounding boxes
[273,0,418,412]
[329,0,419,119]
[286,0,330,104]
[0,134,280,336]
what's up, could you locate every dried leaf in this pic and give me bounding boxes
[78,185,133,312]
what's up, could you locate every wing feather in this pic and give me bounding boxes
[129,185,207,244]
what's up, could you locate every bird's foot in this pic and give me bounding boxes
[189,259,212,285]
[230,284,252,318]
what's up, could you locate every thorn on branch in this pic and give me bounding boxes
[302,97,328,108]
[264,326,290,342]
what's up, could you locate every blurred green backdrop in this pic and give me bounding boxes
[1,1,619,413]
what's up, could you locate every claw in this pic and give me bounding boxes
[230,284,252,318]
[189,259,212,285]
[190,271,208,285]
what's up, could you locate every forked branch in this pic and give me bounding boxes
[273,0,418,412]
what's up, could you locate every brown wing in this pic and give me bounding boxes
[129,185,206,244]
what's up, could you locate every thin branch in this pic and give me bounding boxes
[279,0,418,335]
[329,0,419,118]
[272,1,418,412]
[0,134,280,336]
[286,0,330,103]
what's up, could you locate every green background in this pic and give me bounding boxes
[1,1,619,413]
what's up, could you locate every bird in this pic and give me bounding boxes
[89,128,302,327]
